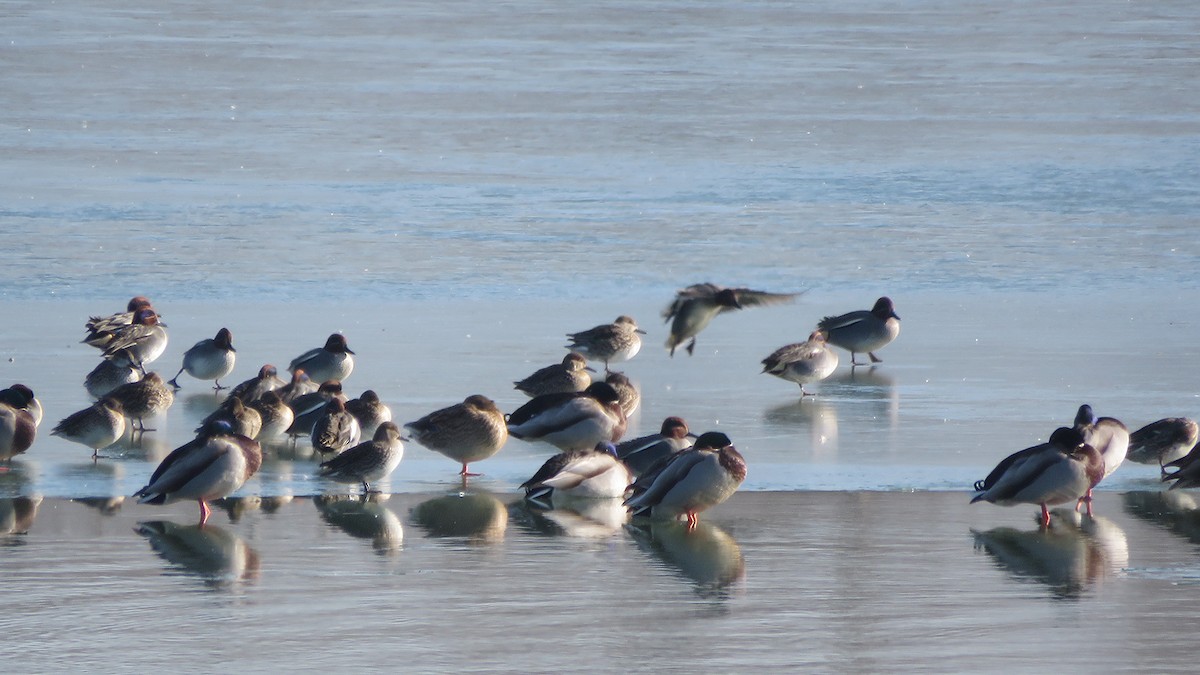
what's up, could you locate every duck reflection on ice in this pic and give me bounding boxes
[259,495,295,514]
[411,492,507,545]
[0,496,42,538]
[1122,490,1200,546]
[71,496,125,515]
[971,509,1128,599]
[109,429,172,463]
[59,459,125,491]
[212,495,263,523]
[826,364,896,390]
[512,498,629,539]
[314,493,403,554]
[627,519,745,599]
[182,391,224,421]
[262,437,314,462]
[824,367,899,426]
[763,397,839,458]
[135,520,260,589]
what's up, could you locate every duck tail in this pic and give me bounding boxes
[135,490,167,505]
[524,486,554,509]
[627,503,652,518]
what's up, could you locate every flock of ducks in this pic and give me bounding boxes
[971,404,1200,527]
[2,288,1197,530]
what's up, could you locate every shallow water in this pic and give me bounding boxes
[4,0,1200,671]
[6,491,1200,671]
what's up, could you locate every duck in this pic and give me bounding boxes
[817,296,900,366]
[1127,417,1198,469]
[103,372,175,433]
[760,330,839,396]
[624,431,747,528]
[277,368,318,404]
[133,420,263,527]
[84,352,142,399]
[1162,443,1200,490]
[345,389,392,438]
[168,327,236,390]
[226,364,287,404]
[403,394,508,477]
[663,283,802,357]
[83,296,155,349]
[100,308,169,373]
[513,352,594,397]
[198,396,263,440]
[971,426,1105,526]
[565,316,645,371]
[288,333,354,384]
[285,380,347,438]
[604,370,640,418]
[0,389,37,462]
[521,442,633,507]
[507,381,627,452]
[318,421,405,494]
[248,391,294,441]
[615,416,695,476]
[1073,404,1128,508]
[310,398,362,456]
[51,398,127,458]
[0,384,42,429]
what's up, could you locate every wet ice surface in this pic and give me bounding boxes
[1,291,1196,499]
[6,491,1200,671]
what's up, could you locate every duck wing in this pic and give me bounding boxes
[816,309,872,332]
[506,391,582,428]
[135,438,229,503]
